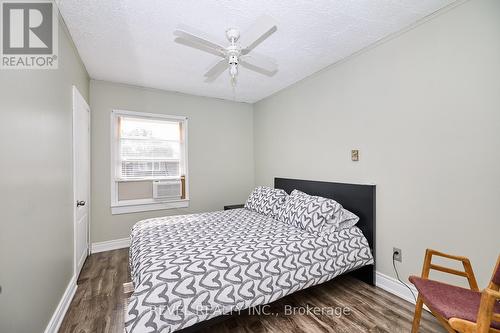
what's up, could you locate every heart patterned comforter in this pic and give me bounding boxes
[125,208,373,332]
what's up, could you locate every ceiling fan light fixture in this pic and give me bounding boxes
[174,16,279,87]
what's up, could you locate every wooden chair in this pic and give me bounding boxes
[409,249,500,333]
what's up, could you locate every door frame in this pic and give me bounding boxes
[72,85,91,277]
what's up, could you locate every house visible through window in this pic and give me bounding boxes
[111,110,188,214]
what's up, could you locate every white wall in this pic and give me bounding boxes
[0,17,89,333]
[90,80,254,243]
[253,0,500,287]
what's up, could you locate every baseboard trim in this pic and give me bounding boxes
[44,275,77,333]
[376,271,419,304]
[91,237,130,253]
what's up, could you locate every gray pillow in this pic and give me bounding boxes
[277,189,342,234]
[244,186,288,218]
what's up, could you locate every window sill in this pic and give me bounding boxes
[115,177,181,182]
[111,199,189,215]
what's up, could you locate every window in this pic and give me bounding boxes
[111,110,188,214]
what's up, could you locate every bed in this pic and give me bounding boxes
[125,178,376,333]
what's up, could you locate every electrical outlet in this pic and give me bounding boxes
[393,247,402,262]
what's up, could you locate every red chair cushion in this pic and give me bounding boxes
[410,276,500,329]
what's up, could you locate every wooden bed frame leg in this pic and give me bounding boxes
[411,295,424,333]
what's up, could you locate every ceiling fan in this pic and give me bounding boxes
[174,16,278,86]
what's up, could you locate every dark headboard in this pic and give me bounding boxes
[275,177,376,285]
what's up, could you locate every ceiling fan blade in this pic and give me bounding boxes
[174,24,226,54]
[204,59,228,82]
[240,15,277,54]
[174,37,225,57]
[240,53,278,76]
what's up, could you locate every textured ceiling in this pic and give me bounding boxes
[58,0,457,103]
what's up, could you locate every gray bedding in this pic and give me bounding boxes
[125,208,373,333]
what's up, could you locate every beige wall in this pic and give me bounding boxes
[253,0,500,287]
[90,80,254,242]
[0,17,89,333]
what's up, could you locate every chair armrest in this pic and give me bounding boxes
[484,288,500,300]
[473,288,500,333]
[484,288,500,321]
[486,289,500,324]
[426,249,471,263]
[421,249,479,291]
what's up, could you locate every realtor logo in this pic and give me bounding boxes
[1,0,58,69]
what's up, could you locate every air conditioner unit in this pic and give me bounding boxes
[153,180,182,200]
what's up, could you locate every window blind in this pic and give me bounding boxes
[117,116,183,180]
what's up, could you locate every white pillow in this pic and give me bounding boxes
[323,208,360,233]
[277,190,342,234]
[244,186,287,218]
[339,209,360,229]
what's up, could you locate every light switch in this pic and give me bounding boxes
[351,150,359,161]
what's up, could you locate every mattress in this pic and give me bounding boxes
[125,208,374,333]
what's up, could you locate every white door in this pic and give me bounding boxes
[73,86,90,277]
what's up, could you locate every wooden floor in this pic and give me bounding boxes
[59,249,445,333]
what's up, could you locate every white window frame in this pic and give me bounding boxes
[110,110,189,214]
